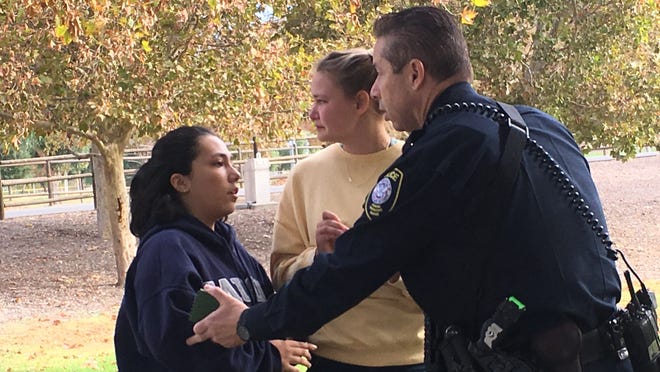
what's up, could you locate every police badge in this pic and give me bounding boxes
[364,168,403,219]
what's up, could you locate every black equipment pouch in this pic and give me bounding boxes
[467,296,535,372]
[580,268,660,371]
[618,269,660,371]
[439,325,478,372]
[428,297,536,372]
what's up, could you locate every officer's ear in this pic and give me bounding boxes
[408,59,425,90]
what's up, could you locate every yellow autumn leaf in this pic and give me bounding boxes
[89,0,107,13]
[10,135,20,148]
[83,20,96,35]
[460,7,478,25]
[350,0,361,13]
[55,24,68,38]
[141,40,152,53]
[472,0,491,7]
[55,25,73,45]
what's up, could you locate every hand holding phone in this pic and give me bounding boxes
[189,289,219,322]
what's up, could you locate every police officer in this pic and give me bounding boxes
[187,6,632,372]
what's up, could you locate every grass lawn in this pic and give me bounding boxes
[0,312,117,372]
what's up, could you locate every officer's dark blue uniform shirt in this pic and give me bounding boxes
[243,83,625,369]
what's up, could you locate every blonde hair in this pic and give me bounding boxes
[313,48,376,98]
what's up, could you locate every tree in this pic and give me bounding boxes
[0,0,315,286]
[272,0,659,158]
[463,0,660,158]
[0,134,47,180]
[2,0,658,286]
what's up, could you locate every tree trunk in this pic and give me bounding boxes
[91,144,111,239]
[98,143,136,287]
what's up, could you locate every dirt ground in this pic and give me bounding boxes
[0,155,658,324]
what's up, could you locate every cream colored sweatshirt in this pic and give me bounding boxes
[270,142,424,367]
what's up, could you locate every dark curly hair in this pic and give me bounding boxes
[129,126,216,237]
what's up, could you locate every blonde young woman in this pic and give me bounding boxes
[270,49,425,371]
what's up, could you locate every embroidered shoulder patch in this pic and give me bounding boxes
[364,168,403,220]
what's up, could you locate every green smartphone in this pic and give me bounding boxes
[188,289,219,322]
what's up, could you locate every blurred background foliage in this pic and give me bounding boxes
[1,0,658,284]
[1,0,658,159]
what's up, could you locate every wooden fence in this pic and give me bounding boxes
[5,139,649,220]
[0,137,323,220]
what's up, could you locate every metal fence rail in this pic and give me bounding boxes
[0,137,323,219]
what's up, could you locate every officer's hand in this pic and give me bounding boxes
[186,285,248,348]
[315,210,349,254]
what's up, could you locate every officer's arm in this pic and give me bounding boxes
[244,122,498,340]
[242,168,450,341]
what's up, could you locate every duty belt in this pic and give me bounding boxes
[580,316,628,366]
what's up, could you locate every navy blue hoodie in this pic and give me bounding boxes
[114,214,281,371]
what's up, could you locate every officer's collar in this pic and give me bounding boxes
[423,82,479,127]
[403,82,480,154]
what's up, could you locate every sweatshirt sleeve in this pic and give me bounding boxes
[133,234,282,372]
[270,167,316,289]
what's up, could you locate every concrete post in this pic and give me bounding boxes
[243,157,271,205]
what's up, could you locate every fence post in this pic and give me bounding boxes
[79,177,85,203]
[46,159,54,206]
[243,157,271,205]
[0,168,4,220]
